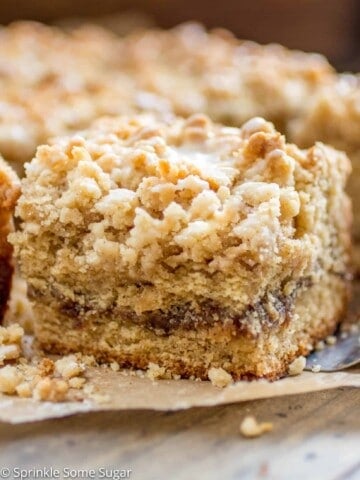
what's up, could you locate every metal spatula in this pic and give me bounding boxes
[305,329,360,372]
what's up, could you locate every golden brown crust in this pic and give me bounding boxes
[0,157,20,321]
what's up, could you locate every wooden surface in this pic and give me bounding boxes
[1,387,359,480]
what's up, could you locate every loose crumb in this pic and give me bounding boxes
[55,355,85,379]
[37,358,55,377]
[146,362,167,381]
[15,381,32,398]
[0,324,87,402]
[0,365,24,394]
[239,416,273,438]
[33,377,69,402]
[311,364,321,373]
[325,335,337,346]
[110,361,120,372]
[349,324,359,334]
[0,344,21,365]
[315,341,325,351]
[68,377,87,389]
[208,367,233,388]
[0,323,24,366]
[83,384,110,404]
[288,356,306,376]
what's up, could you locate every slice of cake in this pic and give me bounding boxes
[0,157,20,321]
[11,114,351,379]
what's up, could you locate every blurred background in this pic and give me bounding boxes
[0,0,359,70]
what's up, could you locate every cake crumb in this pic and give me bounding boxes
[0,323,24,366]
[55,355,85,379]
[38,358,55,376]
[83,384,110,404]
[33,377,69,402]
[68,376,87,389]
[15,382,32,398]
[0,344,21,365]
[208,367,233,388]
[110,361,120,372]
[0,323,89,402]
[311,364,321,373]
[315,341,325,351]
[325,335,337,346]
[349,324,360,334]
[0,365,24,394]
[146,362,167,380]
[240,416,273,438]
[288,356,306,376]
[78,354,97,367]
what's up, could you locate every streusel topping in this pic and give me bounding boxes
[0,21,335,172]
[291,74,360,152]
[119,23,335,125]
[12,114,350,314]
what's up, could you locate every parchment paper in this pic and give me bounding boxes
[1,277,359,424]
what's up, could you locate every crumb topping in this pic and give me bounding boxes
[291,74,360,152]
[0,21,335,171]
[12,114,351,318]
[121,23,334,124]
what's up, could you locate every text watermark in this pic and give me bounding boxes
[0,468,132,480]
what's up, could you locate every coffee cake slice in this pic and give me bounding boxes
[0,157,20,321]
[11,114,351,379]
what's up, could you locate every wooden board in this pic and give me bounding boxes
[1,387,359,479]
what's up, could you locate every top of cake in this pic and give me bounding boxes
[291,74,360,152]
[0,22,335,171]
[119,22,335,122]
[12,114,351,314]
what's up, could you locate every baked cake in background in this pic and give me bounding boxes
[0,21,335,174]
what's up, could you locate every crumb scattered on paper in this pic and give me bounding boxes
[4,276,34,333]
[146,362,167,381]
[239,416,273,438]
[315,341,325,351]
[311,365,321,373]
[208,367,233,388]
[288,356,306,376]
[325,335,337,346]
[55,355,85,379]
[0,323,23,366]
[0,324,87,402]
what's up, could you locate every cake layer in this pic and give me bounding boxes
[33,273,347,380]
